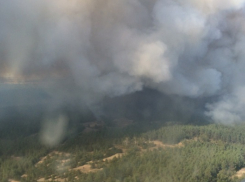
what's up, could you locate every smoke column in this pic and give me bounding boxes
[1,0,245,124]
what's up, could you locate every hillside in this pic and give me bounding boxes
[1,122,245,182]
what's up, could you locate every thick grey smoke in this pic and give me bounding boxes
[1,0,245,124]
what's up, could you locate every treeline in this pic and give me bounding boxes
[1,123,245,181]
[142,124,245,144]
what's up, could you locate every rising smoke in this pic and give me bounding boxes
[0,0,245,124]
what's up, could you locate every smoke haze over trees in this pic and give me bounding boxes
[1,0,245,124]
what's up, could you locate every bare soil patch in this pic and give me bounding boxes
[233,168,245,178]
[73,163,102,173]
[72,151,124,173]
[152,140,183,148]
[143,140,184,151]
[8,179,20,182]
[37,177,66,182]
[103,153,124,162]
[36,151,71,166]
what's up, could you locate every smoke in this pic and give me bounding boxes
[1,0,245,124]
[40,114,68,147]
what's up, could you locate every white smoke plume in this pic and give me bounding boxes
[1,0,245,124]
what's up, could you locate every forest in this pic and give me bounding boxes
[1,121,245,182]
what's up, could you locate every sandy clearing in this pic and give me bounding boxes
[36,151,71,166]
[72,152,124,173]
[233,168,245,178]
[102,153,124,162]
[152,140,184,148]
[8,179,20,182]
[73,163,102,173]
[21,174,27,178]
[139,140,184,152]
[37,177,66,182]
